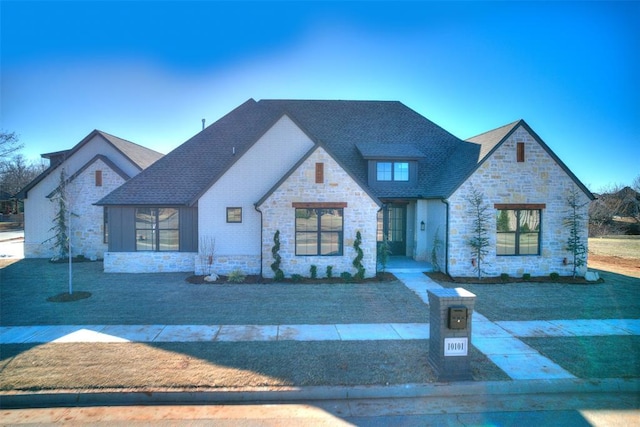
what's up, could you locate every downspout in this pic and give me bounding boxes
[254,204,263,278]
[441,198,450,275]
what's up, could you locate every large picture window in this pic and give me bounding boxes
[376,161,409,181]
[135,207,179,251]
[496,209,541,255]
[295,208,343,256]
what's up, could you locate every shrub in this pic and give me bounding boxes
[326,265,333,279]
[340,272,353,283]
[310,265,317,279]
[291,274,303,283]
[377,235,392,273]
[522,273,531,281]
[353,230,365,280]
[500,273,510,282]
[270,230,285,281]
[550,272,560,281]
[228,269,246,283]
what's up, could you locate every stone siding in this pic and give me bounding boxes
[448,126,590,278]
[26,159,126,259]
[104,251,196,273]
[259,147,380,278]
[195,255,261,276]
[23,134,143,259]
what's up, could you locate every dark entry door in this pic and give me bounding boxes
[378,204,406,256]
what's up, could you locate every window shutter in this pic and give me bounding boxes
[315,162,324,183]
[517,143,525,162]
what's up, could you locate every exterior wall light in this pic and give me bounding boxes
[421,220,425,231]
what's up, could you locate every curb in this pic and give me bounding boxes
[2,378,638,409]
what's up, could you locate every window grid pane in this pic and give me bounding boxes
[135,207,180,252]
[496,209,540,256]
[295,208,343,256]
[227,207,242,223]
[377,162,392,181]
[394,162,409,181]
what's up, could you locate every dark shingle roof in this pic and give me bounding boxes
[98,131,164,170]
[16,130,164,199]
[465,120,520,161]
[98,99,482,205]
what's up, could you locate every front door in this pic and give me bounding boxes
[378,204,406,256]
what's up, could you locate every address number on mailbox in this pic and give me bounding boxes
[444,337,468,356]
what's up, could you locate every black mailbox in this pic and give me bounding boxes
[448,306,468,329]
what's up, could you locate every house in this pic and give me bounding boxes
[96,99,594,278]
[18,130,163,260]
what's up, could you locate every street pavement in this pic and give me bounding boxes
[1,231,639,425]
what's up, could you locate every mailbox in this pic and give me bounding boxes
[448,306,468,329]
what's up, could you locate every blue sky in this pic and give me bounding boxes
[2,1,638,192]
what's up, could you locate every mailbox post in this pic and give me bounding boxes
[427,288,476,381]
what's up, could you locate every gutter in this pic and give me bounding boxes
[254,204,263,278]
[441,199,450,275]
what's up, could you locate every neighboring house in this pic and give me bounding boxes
[97,99,594,278]
[18,130,163,260]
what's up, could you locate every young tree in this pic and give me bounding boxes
[466,186,491,280]
[47,169,70,261]
[564,186,589,278]
[377,233,392,273]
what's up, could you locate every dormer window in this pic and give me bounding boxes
[376,161,409,181]
[356,142,424,187]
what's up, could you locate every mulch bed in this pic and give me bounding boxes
[46,291,92,303]
[186,272,397,285]
[426,271,598,285]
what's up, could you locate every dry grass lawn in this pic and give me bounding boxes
[0,341,508,391]
[588,237,640,278]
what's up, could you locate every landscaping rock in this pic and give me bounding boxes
[204,273,219,282]
[585,271,600,282]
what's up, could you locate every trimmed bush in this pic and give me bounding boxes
[310,265,317,279]
[326,265,333,279]
[340,272,353,283]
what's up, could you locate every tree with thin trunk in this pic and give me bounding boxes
[564,186,588,278]
[46,169,70,261]
[466,186,491,280]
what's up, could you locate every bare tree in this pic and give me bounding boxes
[0,154,45,196]
[590,181,640,236]
[0,131,23,160]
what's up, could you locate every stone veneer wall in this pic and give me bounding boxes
[259,147,380,278]
[194,255,261,276]
[26,159,126,259]
[69,160,125,260]
[104,251,196,273]
[447,126,591,278]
